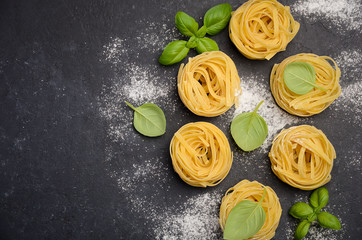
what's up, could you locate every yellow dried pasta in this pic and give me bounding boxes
[270,53,341,117]
[219,180,282,240]
[269,125,336,190]
[229,0,300,60]
[177,51,241,117]
[170,122,232,187]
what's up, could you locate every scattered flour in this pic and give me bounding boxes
[99,21,224,239]
[154,192,223,240]
[330,49,362,124]
[98,16,361,239]
[292,0,362,32]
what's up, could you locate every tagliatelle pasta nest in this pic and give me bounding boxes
[229,0,300,60]
[219,180,282,240]
[269,125,336,190]
[170,122,232,187]
[177,51,241,117]
[270,53,341,117]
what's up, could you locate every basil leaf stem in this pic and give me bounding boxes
[126,102,166,137]
[175,11,198,36]
[186,36,198,48]
[196,25,207,38]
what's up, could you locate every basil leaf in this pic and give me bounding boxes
[186,36,198,48]
[283,62,327,95]
[223,189,266,240]
[126,102,166,137]
[309,187,329,211]
[204,3,232,35]
[317,212,341,230]
[195,37,219,54]
[289,202,314,219]
[159,40,189,65]
[196,25,207,38]
[295,220,310,240]
[175,11,198,36]
[230,101,268,151]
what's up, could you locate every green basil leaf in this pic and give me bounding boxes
[223,189,266,240]
[307,212,317,222]
[175,11,198,36]
[230,101,268,151]
[283,62,327,95]
[204,3,232,35]
[195,37,219,54]
[317,212,341,230]
[295,220,310,240]
[159,40,189,65]
[289,202,314,219]
[126,102,166,137]
[309,187,329,210]
[196,25,207,38]
[186,36,198,48]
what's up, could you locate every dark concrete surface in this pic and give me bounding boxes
[0,0,361,239]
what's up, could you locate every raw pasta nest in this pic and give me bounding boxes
[219,180,282,240]
[229,0,300,60]
[269,125,336,190]
[170,122,232,187]
[270,53,341,117]
[177,51,241,117]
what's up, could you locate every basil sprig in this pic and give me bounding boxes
[126,102,166,137]
[289,187,341,240]
[230,101,268,151]
[159,3,232,65]
[223,188,266,240]
[283,62,327,95]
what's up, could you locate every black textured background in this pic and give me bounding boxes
[0,0,361,239]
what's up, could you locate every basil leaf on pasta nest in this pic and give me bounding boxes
[223,188,266,240]
[204,3,232,35]
[317,212,341,230]
[126,102,166,137]
[295,220,310,240]
[230,101,268,151]
[159,40,189,65]
[195,37,219,54]
[289,202,314,219]
[175,11,198,36]
[283,62,327,95]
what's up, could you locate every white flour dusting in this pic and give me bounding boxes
[98,16,360,239]
[154,192,222,240]
[233,74,300,151]
[330,49,362,124]
[292,0,362,32]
